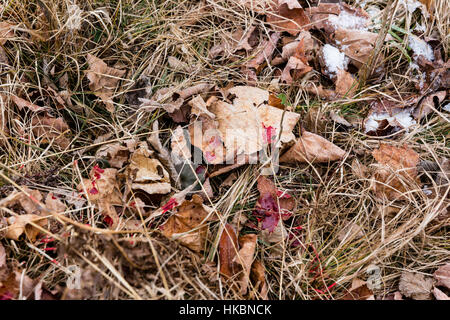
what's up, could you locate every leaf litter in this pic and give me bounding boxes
[0,0,448,301]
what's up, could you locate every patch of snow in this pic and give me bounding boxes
[408,35,434,61]
[364,108,416,133]
[400,0,427,15]
[322,44,348,76]
[328,10,368,30]
[444,103,450,112]
[414,22,426,33]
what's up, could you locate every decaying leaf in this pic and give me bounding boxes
[266,1,311,35]
[31,115,71,149]
[412,90,447,120]
[333,28,392,69]
[0,22,15,45]
[234,234,257,294]
[433,287,449,300]
[160,194,215,252]
[78,166,123,227]
[127,142,171,195]
[86,54,126,113]
[45,192,66,213]
[250,260,268,299]
[371,144,420,200]
[209,26,257,58]
[254,176,295,234]
[280,130,346,164]
[5,214,48,241]
[96,139,137,169]
[433,263,450,289]
[280,38,313,84]
[219,223,239,278]
[189,86,300,164]
[335,69,357,98]
[11,95,47,112]
[398,271,433,300]
[340,278,374,300]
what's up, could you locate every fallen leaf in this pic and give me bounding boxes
[209,26,257,58]
[219,223,239,278]
[246,32,281,71]
[333,28,392,69]
[0,22,14,45]
[371,144,420,200]
[234,234,257,294]
[250,260,268,299]
[280,38,313,84]
[160,194,214,252]
[398,271,433,300]
[127,142,171,195]
[11,95,47,112]
[6,214,48,241]
[433,263,450,289]
[266,1,311,35]
[412,90,447,120]
[31,115,71,149]
[86,54,126,113]
[341,278,374,300]
[433,287,449,300]
[337,221,364,243]
[0,243,6,269]
[45,193,66,213]
[280,130,346,164]
[254,176,295,233]
[78,166,122,227]
[335,69,357,98]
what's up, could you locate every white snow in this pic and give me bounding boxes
[444,103,450,112]
[400,0,426,15]
[408,35,434,61]
[328,10,369,30]
[322,44,348,76]
[364,108,416,133]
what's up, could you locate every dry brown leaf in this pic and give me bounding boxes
[333,28,389,69]
[0,22,14,45]
[45,193,66,213]
[250,260,268,299]
[86,54,126,113]
[5,214,48,241]
[246,32,281,71]
[127,142,171,195]
[340,278,374,300]
[11,95,47,112]
[335,69,357,98]
[399,271,433,300]
[280,130,346,164]
[31,115,70,149]
[1,187,43,215]
[412,91,447,120]
[234,234,257,295]
[190,86,300,164]
[0,242,6,269]
[160,194,213,252]
[433,263,450,289]
[372,144,420,200]
[433,287,449,300]
[209,26,257,58]
[219,223,239,278]
[280,38,313,84]
[96,140,136,169]
[266,1,311,35]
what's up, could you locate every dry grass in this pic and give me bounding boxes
[0,0,448,300]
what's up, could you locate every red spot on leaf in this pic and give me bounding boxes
[161,198,178,214]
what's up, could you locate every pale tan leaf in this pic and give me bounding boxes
[399,271,433,300]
